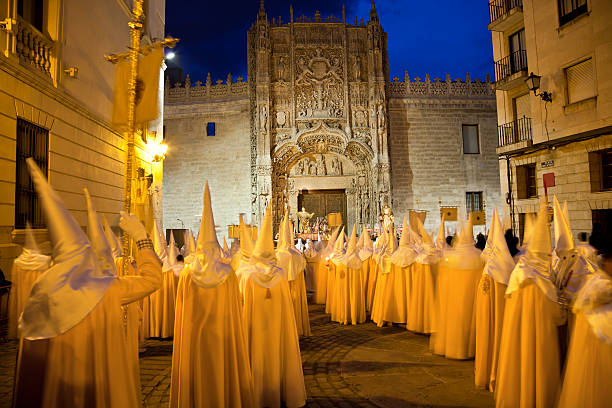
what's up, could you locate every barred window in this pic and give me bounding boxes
[466,191,483,213]
[15,118,49,229]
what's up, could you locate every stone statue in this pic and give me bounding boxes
[352,55,361,82]
[378,202,394,231]
[260,105,268,131]
[316,154,326,175]
[308,160,316,175]
[377,103,385,129]
[295,160,304,175]
[297,207,314,233]
[277,56,286,81]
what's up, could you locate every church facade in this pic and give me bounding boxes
[163,3,501,238]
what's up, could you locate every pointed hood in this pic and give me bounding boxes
[14,222,50,271]
[320,226,340,262]
[435,213,448,249]
[252,205,277,263]
[482,208,515,284]
[341,225,363,269]
[454,214,474,249]
[481,208,498,263]
[239,214,255,259]
[182,229,192,257]
[373,226,388,263]
[507,200,556,300]
[84,188,116,276]
[522,212,535,247]
[102,215,122,259]
[398,216,411,247]
[19,158,115,339]
[223,236,230,254]
[276,211,306,281]
[415,214,441,265]
[187,181,230,288]
[552,196,591,296]
[390,219,418,268]
[167,230,179,266]
[188,229,197,254]
[330,227,346,265]
[358,226,373,261]
[417,216,433,246]
[151,219,167,261]
[236,205,283,288]
[386,227,398,255]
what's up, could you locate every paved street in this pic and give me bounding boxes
[1,303,493,408]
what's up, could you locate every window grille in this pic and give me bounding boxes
[466,192,483,213]
[558,0,587,25]
[15,118,48,229]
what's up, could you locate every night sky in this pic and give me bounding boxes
[165,0,493,84]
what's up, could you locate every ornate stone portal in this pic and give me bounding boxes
[248,2,391,231]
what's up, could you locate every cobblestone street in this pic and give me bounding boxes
[1,303,493,408]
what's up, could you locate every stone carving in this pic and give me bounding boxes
[386,72,495,98]
[352,55,362,82]
[295,47,344,119]
[292,154,344,176]
[275,111,287,128]
[353,110,368,128]
[376,103,386,129]
[260,105,268,131]
[276,55,287,81]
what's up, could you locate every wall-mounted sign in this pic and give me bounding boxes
[541,160,554,168]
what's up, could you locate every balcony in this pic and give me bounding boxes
[493,50,528,91]
[497,117,532,154]
[488,0,524,32]
[15,16,55,80]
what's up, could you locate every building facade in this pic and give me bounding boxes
[163,3,501,237]
[0,0,166,275]
[489,0,612,239]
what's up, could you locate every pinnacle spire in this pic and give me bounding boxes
[370,0,379,21]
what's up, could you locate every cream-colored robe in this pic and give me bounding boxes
[363,257,377,312]
[372,260,407,326]
[406,262,437,334]
[8,262,48,339]
[474,274,506,391]
[142,264,177,338]
[332,263,366,325]
[241,277,306,408]
[170,271,255,407]
[13,249,161,408]
[494,282,562,408]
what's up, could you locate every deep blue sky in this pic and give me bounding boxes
[165,0,493,84]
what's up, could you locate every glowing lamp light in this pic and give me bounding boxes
[166,51,176,60]
[146,139,168,162]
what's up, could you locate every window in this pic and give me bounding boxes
[591,209,612,249]
[206,122,215,136]
[508,29,527,74]
[466,192,483,213]
[566,58,595,104]
[15,118,49,229]
[516,164,537,199]
[589,149,612,192]
[17,0,44,31]
[558,0,588,26]
[462,124,480,154]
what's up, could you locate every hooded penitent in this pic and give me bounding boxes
[506,200,557,300]
[474,208,514,391]
[18,159,116,340]
[277,212,311,336]
[552,196,593,299]
[358,226,374,261]
[8,222,51,338]
[330,227,346,266]
[415,216,441,265]
[495,200,563,408]
[237,206,283,290]
[170,182,255,407]
[313,226,339,305]
[435,213,448,250]
[151,219,168,262]
[390,216,419,268]
[342,225,364,270]
[84,189,117,276]
[481,208,515,285]
[188,182,231,289]
[239,205,307,408]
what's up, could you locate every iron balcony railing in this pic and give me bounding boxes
[489,0,523,24]
[494,49,528,83]
[498,117,532,148]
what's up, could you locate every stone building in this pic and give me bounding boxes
[163,2,500,237]
[489,0,612,240]
[0,0,166,275]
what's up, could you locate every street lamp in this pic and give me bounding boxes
[525,72,552,102]
[146,139,168,162]
[166,51,176,60]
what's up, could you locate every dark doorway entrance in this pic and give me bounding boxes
[298,189,347,227]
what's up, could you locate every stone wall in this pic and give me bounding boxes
[387,74,501,234]
[163,97,252,241]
